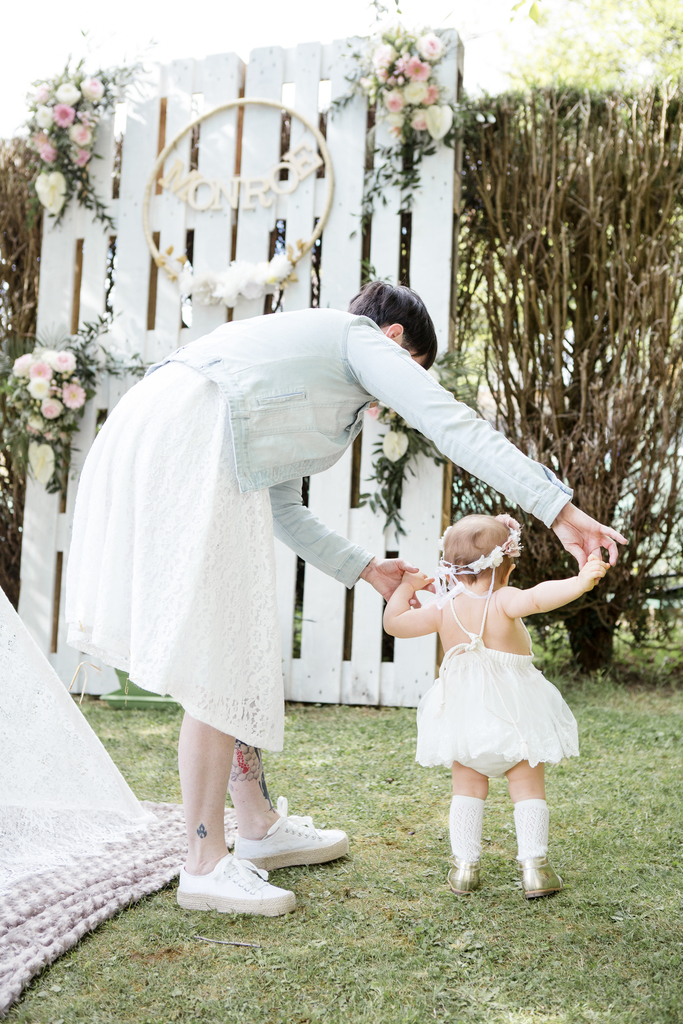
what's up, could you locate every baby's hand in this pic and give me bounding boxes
[401,570,435,592]
[578,551,609,591]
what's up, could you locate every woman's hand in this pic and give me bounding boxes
[360,557,434,608]
[552,502,627,568]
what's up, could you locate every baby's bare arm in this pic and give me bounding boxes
[383,571,441,638]
[499,552,609,619]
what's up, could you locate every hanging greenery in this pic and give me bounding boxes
[359,351,479,534]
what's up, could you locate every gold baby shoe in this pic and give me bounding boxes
[518,856,563,899]
[447,857,481,895]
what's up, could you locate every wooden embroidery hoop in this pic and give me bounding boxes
[142,97,335,279]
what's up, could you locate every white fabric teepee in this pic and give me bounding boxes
[0,585,154,894]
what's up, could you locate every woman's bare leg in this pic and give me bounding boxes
[178,712,236,874]
[228,741,280,840]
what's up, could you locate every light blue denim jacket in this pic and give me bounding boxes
[147,308,572,586]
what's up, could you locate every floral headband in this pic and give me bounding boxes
[433,514,523,607]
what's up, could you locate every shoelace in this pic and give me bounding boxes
[276,796,322,840]
[220,855,269,892]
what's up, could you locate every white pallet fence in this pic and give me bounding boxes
[18,35,464,706]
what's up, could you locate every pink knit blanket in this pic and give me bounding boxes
[0,803,237,1016]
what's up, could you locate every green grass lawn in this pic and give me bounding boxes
[9,677,683,1024]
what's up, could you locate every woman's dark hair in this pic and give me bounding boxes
[347,281,438,369]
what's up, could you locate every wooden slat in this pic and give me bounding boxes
[346,413,385,704]
[384,33,460,707]
[276,43,322,696]
[151,59,195,362]
[232,47,284,321]
[186,53,244,341]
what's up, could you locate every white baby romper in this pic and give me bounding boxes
[416,587,579,776]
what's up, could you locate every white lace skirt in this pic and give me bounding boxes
[416,646,579,775]
[66,362,285,750]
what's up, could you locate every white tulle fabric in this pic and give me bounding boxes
[514,799,550,860]
[416,596,579,775]
[0,586,154,894]
[449,795,485,861]
[65,362,284,750]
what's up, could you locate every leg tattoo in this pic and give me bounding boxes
[196,823,207,838]
[230,741,274,811]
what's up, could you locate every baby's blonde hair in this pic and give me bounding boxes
[442,514,514,584]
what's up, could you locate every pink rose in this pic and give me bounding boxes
[417,33,445,61]
[33,132,48,147]
[54,351,77,374]
[384,89,405,113]
[62,382,86,410]
[41,397,64,420]
[376,68,388,84]
[33,84,50,104]
[74,149,91,167]
[366,404,380,419]
[38,142,58,163]
[423,84,440,106]
[29,360,53,381]
[410,111,428,131]
[405,56,431,82]
[69,122,93,147]
[53,104,76,128]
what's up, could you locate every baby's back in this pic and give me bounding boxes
[440,586,532,657]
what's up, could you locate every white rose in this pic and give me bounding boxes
[27,414,45,434]
[55,82,81,105]
[39,349,60,369]
[382,430,409,462]
[81,77,105,102]
[491,551,503,567]
[404,81,428,105]
[35,171,67,216]
[36,105,54,129]
[372,43,397,70]
[28,377,50,399]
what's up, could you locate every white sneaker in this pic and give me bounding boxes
[177,853,296,916]
[233,796,349,870]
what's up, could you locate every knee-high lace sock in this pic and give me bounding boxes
[449,795,485,862]
[513,798,549,861]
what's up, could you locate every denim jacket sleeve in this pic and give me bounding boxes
[269,478,373,588]
[345,323,573,528]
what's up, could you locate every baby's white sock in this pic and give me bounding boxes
[449,795,485,862]
[513,798,549,861]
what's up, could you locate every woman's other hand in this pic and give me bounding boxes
[552,502,627,568]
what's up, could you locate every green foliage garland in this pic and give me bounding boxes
[360,351,479,534]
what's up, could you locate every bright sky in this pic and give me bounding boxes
[2,0,537,139]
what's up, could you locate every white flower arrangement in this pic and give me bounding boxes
[357,26,454,143]
[25,59,137,228]
[179,252,298,309]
